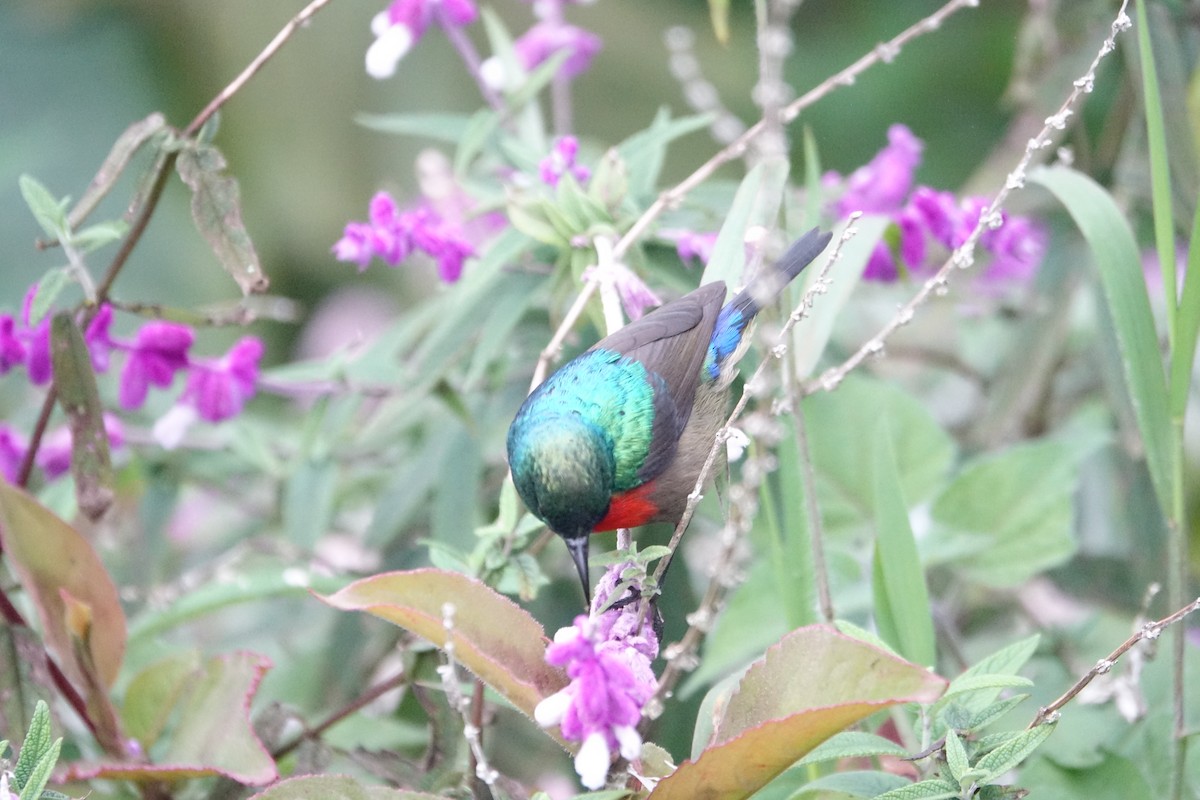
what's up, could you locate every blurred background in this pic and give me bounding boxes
[0,0,1033,359]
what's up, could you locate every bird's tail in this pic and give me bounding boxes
[728,226,833,320]
[703,227,832,382]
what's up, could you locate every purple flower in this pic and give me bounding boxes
[333,191,475,282]
[118,322,194,410]
[0,427,26,483]
[182,337,264,423]
[978,214,1047,289]
[585,262,661,322]
[534,564,657,790]
[540,136,591,188]
[85,304,115,372]
[667,230,718,267]
[0,316,25,374]
[833,123,923,217]
[513,21,602,79]
[366,0,478,79]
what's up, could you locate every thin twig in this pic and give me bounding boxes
[183,0,336,138]
[272,670,409,760]
[1030,595,1200,728]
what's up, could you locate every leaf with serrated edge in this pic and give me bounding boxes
[874,778,959,800]
[795,730,909,766]
[0,483,126,690]
[963,694,1029,733]
[17,738,60,800]
[973,723,1055,783]
[934,635,1038,718]
[320,570,567,722]
[944,729,969,785]
[647,625,944,800]
[14,701,51,789]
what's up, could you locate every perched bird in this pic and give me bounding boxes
[507,228,833,602]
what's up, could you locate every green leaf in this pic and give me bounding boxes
[615,109,711,200]
[121,652,202,749]
[1172,190,1200,420]
[803,375,955,538]
[355,112,471,143]
[708,0,730,43]
[944,729,970,785]
[962,694,1029,733]
[68,112,167,231]
[14,701,52,790]
[931,433,1105,587]
[17,738,60,800]
[792,769,908,798]
[26,269,71,326]
[1134,0,1177,341]
[972,723,1055,783]
[759,414,817,629]
[71,219,130,252]
[794,730,909,766]
[454,108,501,175]
[175,143,269,295]
[1030,165,1175,520]
[873,778,959,800]
[702,157,789,288]
[872,417,936,667]
[934,635,1038,720]
[19,174,69,240]
[51,312,114,521]
[282,458,337,548]
[320,569,569,725]
[648,625,946,800]
[941,673,1033,701]
[128,564,342,646]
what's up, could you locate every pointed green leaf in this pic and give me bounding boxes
[282,458,337,548]
[872,418,936,667]
[932,433,1105,586]
[790,216,883,379]
[702,157,789,288]
[1172,193,1200,419]
[320,569,568,722]
[973,723,1055,783]
[27,269,71,326]
[355,112,471,143]
[648,625,945,800]
[963,694,1029,733]
[794,730,910,766]
[51,311,114,520]
[17,738,60,800]
[14,701,52,790]
[616,109,711,200]
[1030,165,1175,519]
[71,220,130,252]
[792,770,908,798]
[19,174,68,240]
[175,143,268,295]
[934,635,1039,719]
[873,778,959,800]
[0,482,126,689]
[944,729,969,785]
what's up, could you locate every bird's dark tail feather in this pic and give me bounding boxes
[729,227,834,319]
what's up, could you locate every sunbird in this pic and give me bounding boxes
[507,228,833,602]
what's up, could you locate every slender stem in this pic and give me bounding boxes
[1030,595,1200,728]
[15,386,57,488]
[272,670,408,759]
[183,0,337,138]
[441,21,506,113]
[793,409,834,623]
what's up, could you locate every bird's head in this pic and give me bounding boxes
[507,413,614,601]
